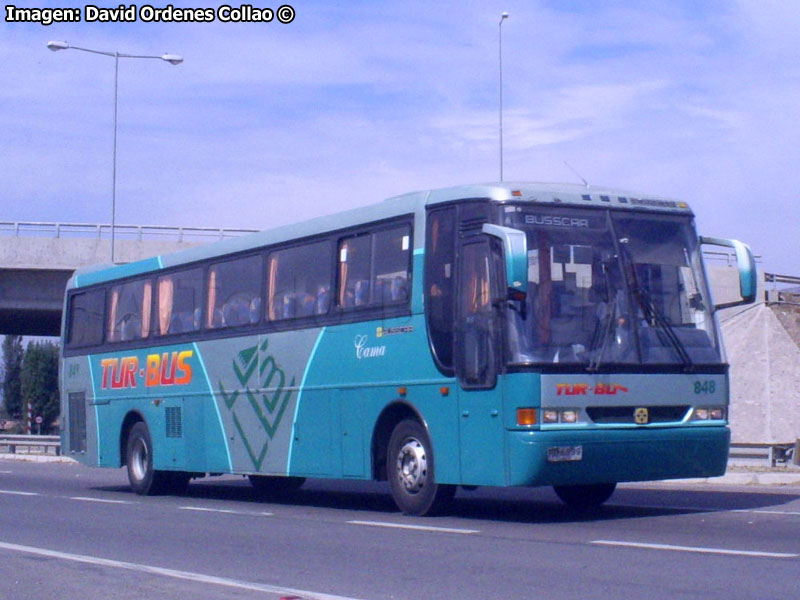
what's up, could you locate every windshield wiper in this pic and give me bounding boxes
[619,240,693,371]
[587,262,616,372]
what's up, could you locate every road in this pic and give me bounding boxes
[1,459,799,600]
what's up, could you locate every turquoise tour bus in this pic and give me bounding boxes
[59,183,757,515]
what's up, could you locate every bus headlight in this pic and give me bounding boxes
[560,410,579,423]
[691,406,726,421]
[542,409,580,424]
[543,410,559,424]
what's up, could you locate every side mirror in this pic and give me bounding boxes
[482,224,528,300]
[700,236,758,309]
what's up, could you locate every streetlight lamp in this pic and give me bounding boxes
[47,41,183,263]
[498,12,509,182]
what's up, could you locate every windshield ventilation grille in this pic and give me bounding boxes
[586,405,690,424]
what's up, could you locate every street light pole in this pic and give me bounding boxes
[47,41,183,263]
[112,51,119,264]
[499,12,509,183]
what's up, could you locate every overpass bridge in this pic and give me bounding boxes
[0,222,256,336]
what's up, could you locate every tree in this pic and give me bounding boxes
[2,335,24,418]
[20,340,60,431]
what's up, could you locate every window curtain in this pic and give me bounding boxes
[158,277,174,335]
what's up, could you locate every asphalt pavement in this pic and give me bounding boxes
[2,454,800,599]
[5,451,800,485]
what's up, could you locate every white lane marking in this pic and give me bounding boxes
[733,509,800,516]
[348,520,479,535]
[180,506,273,517]
[591,540,798,559]
[611,502,729,513]
[0,541,365,600]
[69,496,133,505]
[0,490,38,496]
[0,470,13,474]
[615,503,800,517]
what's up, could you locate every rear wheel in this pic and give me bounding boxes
[126,421,187,495]
[553,483,616,509]
[387,419,455,516]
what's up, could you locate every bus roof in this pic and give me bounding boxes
[70,181,693,288]
[418,182,692,212]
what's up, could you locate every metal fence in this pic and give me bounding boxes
[728,442,799,467]
[0,434,61,456]
[702,249,763,266]
[0,221,259,243]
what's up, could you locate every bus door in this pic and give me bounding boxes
[454,237,506,486]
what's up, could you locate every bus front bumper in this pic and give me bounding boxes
[506,426,730,487]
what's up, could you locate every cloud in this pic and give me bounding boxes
[1,0,798,274]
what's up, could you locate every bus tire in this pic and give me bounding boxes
[126,421,174,495]
[248,475,305,497]
[553,483,616,509]
[387,419,455,516]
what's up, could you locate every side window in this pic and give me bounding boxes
[155,267,204,336]
[425,207,456,371]
[460,242,491,317]
[267,240,332,320]
[67,289,105,348]
[107,279,152,343]
[338,225,411,309]
[206,255,262,329]
[338,235,371,307]
[455,239,502,389]
[374,227,411,304]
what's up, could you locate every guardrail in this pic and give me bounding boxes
[765,273,800,287]
[702,250,763,265]
[0,221,259,243]
[729,442,799,467]
[0,434,61,456]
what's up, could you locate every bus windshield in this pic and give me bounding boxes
[502,206,720,368]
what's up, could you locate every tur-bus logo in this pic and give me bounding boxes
[99,350,193,389]
[556,383,629,396]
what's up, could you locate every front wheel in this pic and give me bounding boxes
[553,483,617,509]
[387,419,455,516]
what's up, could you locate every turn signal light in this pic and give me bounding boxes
[517,408,537,426]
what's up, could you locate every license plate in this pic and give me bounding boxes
[547,445,583,462]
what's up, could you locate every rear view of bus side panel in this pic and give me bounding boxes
[60,354,98,465]
[99,342,230,475]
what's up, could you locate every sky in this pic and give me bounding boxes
[2,0,799,275]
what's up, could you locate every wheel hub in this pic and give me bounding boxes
[130,438,148,482]
[396,437,428,494]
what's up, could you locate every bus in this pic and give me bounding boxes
[59,183,757,515]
